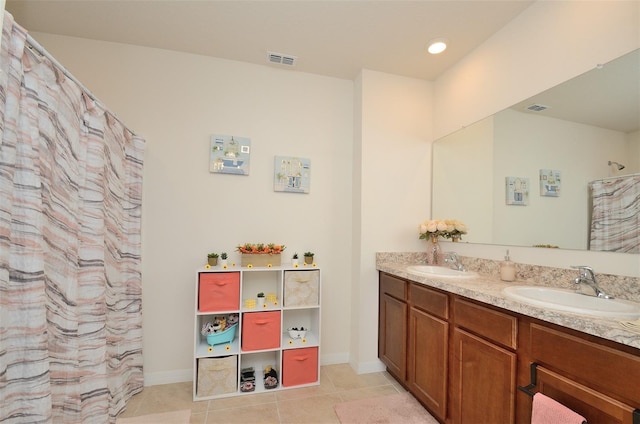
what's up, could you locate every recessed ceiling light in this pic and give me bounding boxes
[427,38,448,55]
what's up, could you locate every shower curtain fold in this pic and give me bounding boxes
[0,12,144,424]
[588,174,640,253]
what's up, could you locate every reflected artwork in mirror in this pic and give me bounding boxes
[432,49,639,253]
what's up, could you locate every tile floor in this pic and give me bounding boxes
[118,364,418,423]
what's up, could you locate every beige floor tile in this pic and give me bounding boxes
[336,384,400,402]
[135,382,204,415]
[275,381,338,402]
[323,364,389,390]
[277,393,342,424]
[208,391,277,410]
[205,403,280,424]
[117,364,421,423]
[190,412,206,424]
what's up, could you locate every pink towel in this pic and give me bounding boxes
[531,393,586,424]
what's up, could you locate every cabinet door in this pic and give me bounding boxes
[451,328,517,424]
[378,293,407,381]
[408,306,448,421]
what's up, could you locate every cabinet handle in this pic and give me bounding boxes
[293,355,309,361]
[294,278,311,283]
[254,320,270,325]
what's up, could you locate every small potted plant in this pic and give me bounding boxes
[220,252,228,267]
[207,252,219,266]
[292,252,299,266]
[257,292,266,308]
[304,251,314,264]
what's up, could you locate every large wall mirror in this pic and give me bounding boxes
[432,49,639,253]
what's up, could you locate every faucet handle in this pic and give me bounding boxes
[570,265,596,280]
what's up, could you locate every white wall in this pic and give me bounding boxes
[352,70,432,372]
[30,32,354,384]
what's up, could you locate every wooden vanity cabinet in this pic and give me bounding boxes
[378,273,408,382]
[377,272,640,424]
[408,283,449,421]
[516,320,640,424]
[450,298,518,424]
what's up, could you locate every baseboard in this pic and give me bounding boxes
[350,358,386,374]
[144,368,192,387]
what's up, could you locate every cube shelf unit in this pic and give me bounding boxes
[193,265,321,401]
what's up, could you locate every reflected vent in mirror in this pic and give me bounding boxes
[526,103,550,112]
[267,51,297,66]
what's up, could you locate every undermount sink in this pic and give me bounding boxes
[502,286,640,319]
[407,265,478,279]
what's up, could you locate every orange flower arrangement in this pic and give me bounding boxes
[236,243,286,254]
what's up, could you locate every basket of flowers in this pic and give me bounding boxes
[236,243,286,267]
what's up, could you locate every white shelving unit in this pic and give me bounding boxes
[193,265,321,401]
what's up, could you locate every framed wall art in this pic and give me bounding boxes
[209,134,251,175]
[274,156,311,193]
[505,176,529,205]
[540,169,561,197]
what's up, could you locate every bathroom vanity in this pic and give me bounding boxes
[377,260,640,424]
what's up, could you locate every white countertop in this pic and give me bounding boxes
[377,261,640,351]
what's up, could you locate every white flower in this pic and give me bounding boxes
[419,219,468,240]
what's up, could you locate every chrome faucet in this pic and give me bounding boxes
[444,252,465,272]
[571,265,612,298]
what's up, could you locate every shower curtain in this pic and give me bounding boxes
[0,12,144,424]
[589,174,640,253]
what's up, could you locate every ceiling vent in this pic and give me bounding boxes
[526,103,550,112]
[267,51,297,67]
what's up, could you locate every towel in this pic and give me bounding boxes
[531,393,586,424]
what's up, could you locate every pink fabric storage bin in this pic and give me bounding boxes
[241,311,281,351]
[198,272,240,312]
[282,347,318,387]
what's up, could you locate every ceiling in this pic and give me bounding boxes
[4,0,535,81]
[4,1,637,133]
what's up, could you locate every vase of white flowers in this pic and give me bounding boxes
[419,219,447,265]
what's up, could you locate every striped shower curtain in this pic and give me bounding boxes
[589,174,640,253]
[0,13,144,423]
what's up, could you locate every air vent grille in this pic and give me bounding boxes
[526,103,550,112]
[267,51,297,66]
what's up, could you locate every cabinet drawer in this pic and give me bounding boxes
[380,272,407,301]
[410,283,448,319]
[534,365,637,424]
[199,272,240,312]
[453,298,517,349]
[241,311,281,351]
[284,270,320,307]
[530,323,640,405]
[282,347,319,387]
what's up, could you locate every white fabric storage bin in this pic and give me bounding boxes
[284,270,319,307]
[197,356,237,397]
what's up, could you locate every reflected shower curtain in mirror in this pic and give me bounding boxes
[0,13,144,423]
[589,174,640,253]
